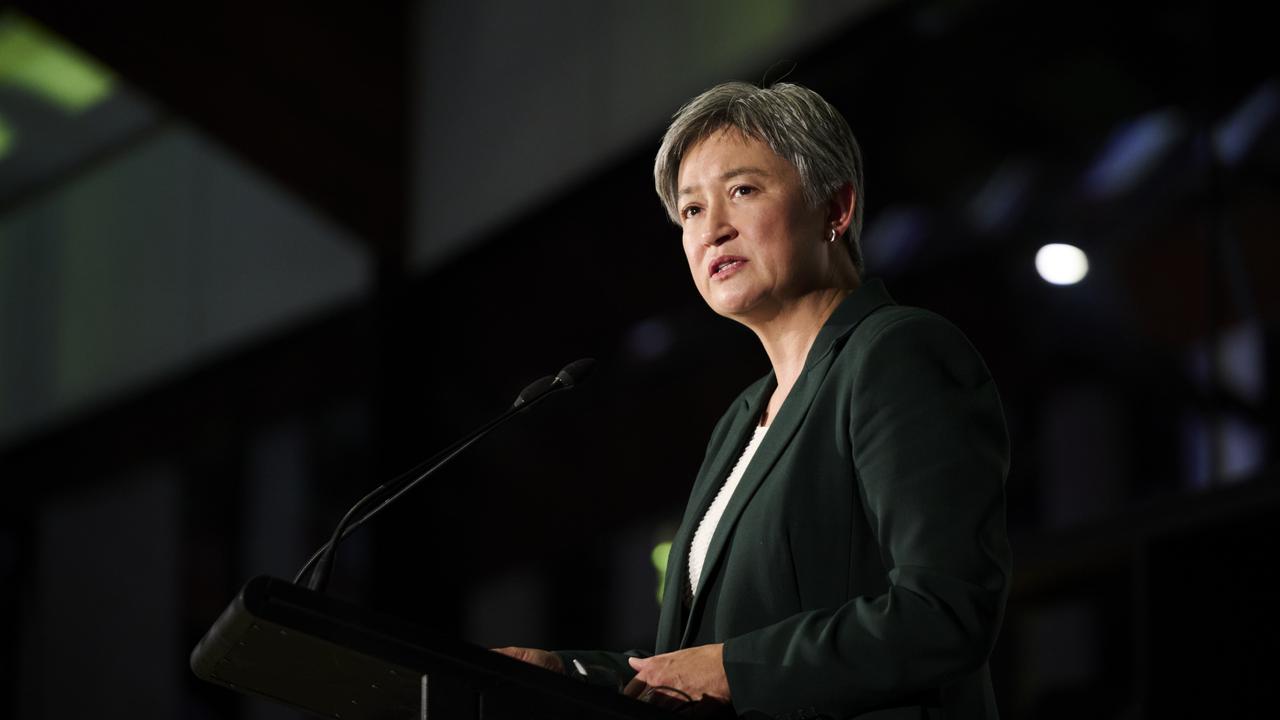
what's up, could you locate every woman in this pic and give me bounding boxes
[499,81,1010,720]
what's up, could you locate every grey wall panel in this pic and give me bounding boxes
[0,126,371,448]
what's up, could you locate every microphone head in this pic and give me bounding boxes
[554,358,596,388]
[513,375,557,408]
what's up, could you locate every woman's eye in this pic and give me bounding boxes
[681,206,701,220]
[732,186,755,198]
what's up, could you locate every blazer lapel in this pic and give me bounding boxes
[677,279,896,648]
[656,377,773,651]
[678,368,815,648]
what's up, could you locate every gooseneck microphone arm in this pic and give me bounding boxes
[297,358,595,592]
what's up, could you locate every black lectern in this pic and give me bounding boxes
[191,576,678,719]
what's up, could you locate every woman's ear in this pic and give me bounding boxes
[827,182,856,236]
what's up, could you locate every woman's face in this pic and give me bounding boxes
[677,129,835,322]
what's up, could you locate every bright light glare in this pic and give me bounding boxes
[1035,243,1089,285]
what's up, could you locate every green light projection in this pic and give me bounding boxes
[651,540,672,604]
[0,114,12,160]
[0,11,115,114]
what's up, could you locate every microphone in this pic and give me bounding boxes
[554,357,595,388]
[513,375,557,408]
[298,359,595,592]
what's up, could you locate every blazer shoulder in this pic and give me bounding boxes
[857,304,959,339]
[836,304,994,385]
[853,305,983,354]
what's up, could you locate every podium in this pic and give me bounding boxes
[191,576,679,719]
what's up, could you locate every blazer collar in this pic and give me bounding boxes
[664,278,896,649]
[803,278,896,372]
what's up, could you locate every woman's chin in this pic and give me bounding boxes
[699,280,777,321]
[708,295,768,322]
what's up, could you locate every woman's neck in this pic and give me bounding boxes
[748,284,856,422]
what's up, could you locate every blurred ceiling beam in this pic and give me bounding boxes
[15,0,411,268]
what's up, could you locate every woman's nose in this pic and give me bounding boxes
[701,204,736,247]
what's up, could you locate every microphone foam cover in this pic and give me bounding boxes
[513,375,557,408]
[555,358,596,388]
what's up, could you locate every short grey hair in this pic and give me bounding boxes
[654,81,866,272]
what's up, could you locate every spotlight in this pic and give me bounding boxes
[1035,243,1089,285]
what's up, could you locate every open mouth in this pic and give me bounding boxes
[711,257,746,278]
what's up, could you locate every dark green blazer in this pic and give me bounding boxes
[562,280,1011,720]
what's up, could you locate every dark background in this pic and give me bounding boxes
[1,1,1277,718]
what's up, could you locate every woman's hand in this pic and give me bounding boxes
[491,646,565,674]
[624,643,730,707]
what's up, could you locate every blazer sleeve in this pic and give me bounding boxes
[721,312,1012,718]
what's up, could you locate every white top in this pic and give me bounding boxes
[687,422,770,597]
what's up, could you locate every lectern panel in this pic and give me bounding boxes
[192,576,678,720]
